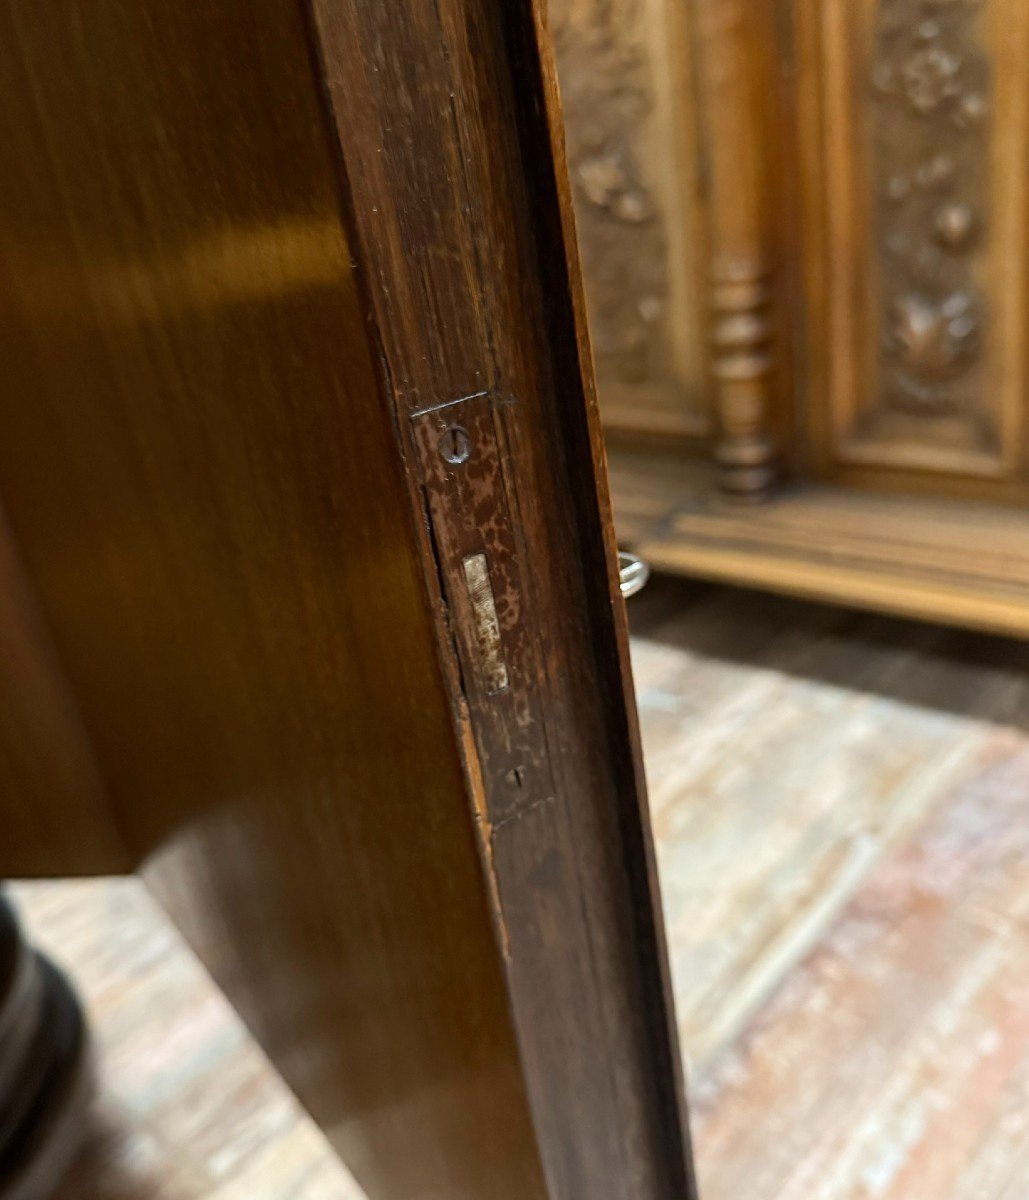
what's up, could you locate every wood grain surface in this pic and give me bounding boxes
[0,2,691,1198]
[309,2,694,1196]
[611,450,1029,638]
[567,0,1029,635]
[0,3,550,1198]
[0,506,128,878]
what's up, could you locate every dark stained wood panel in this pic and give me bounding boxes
[0,4,551,1198]
[308,2,695,1196]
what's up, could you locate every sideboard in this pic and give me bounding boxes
[553,0,1029,636]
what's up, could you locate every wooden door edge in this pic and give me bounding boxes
[304,0,697,1195]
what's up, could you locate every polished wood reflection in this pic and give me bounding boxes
[0,3,549,1196]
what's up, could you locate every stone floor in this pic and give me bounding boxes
[633,580,1029,1200]
[13,578,1029,1198]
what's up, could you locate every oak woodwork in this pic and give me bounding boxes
[554,0,1029,628]
[612,452,1029,638]
[550,0,712,445]
[694,0,781,499]
[796,0,1029,495]
[309,1,695,1194]
[0,2,549,1194]
[0,2,694,1199]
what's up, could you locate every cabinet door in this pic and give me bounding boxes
[0,2,695,1199]
[795,0,1029,503]
[549,0,714,446]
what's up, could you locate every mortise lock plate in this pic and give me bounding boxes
[410,389,556,825]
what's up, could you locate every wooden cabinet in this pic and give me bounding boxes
[554,0,1029,636]
[0,2,695,1197]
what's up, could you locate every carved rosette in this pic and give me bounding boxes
[871,0,991,416]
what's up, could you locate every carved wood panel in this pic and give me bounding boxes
[873,0,989,420]
[549,0,712,441]
[797,0,1029,494]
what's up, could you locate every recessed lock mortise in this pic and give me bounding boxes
[411,388,556,822]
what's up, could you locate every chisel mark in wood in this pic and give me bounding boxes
[462,552,510,694]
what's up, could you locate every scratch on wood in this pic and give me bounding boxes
[492,792,556,833]
[409,389,489,418]
[457,709,511,960]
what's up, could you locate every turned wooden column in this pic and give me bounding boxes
[696,0,779,500]
[0,895,90,1200]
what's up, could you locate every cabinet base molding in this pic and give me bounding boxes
[598,383,712,450]
[610,452,1029,638]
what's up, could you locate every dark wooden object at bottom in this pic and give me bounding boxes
[0,897,91,1200]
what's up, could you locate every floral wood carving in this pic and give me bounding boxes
[549,0,669,383]
[871,0,991,416]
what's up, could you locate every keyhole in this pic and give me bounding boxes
[438,425,472,465]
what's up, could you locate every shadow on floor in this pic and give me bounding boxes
[627,574,1029,731]
[53,1112,188,1200]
